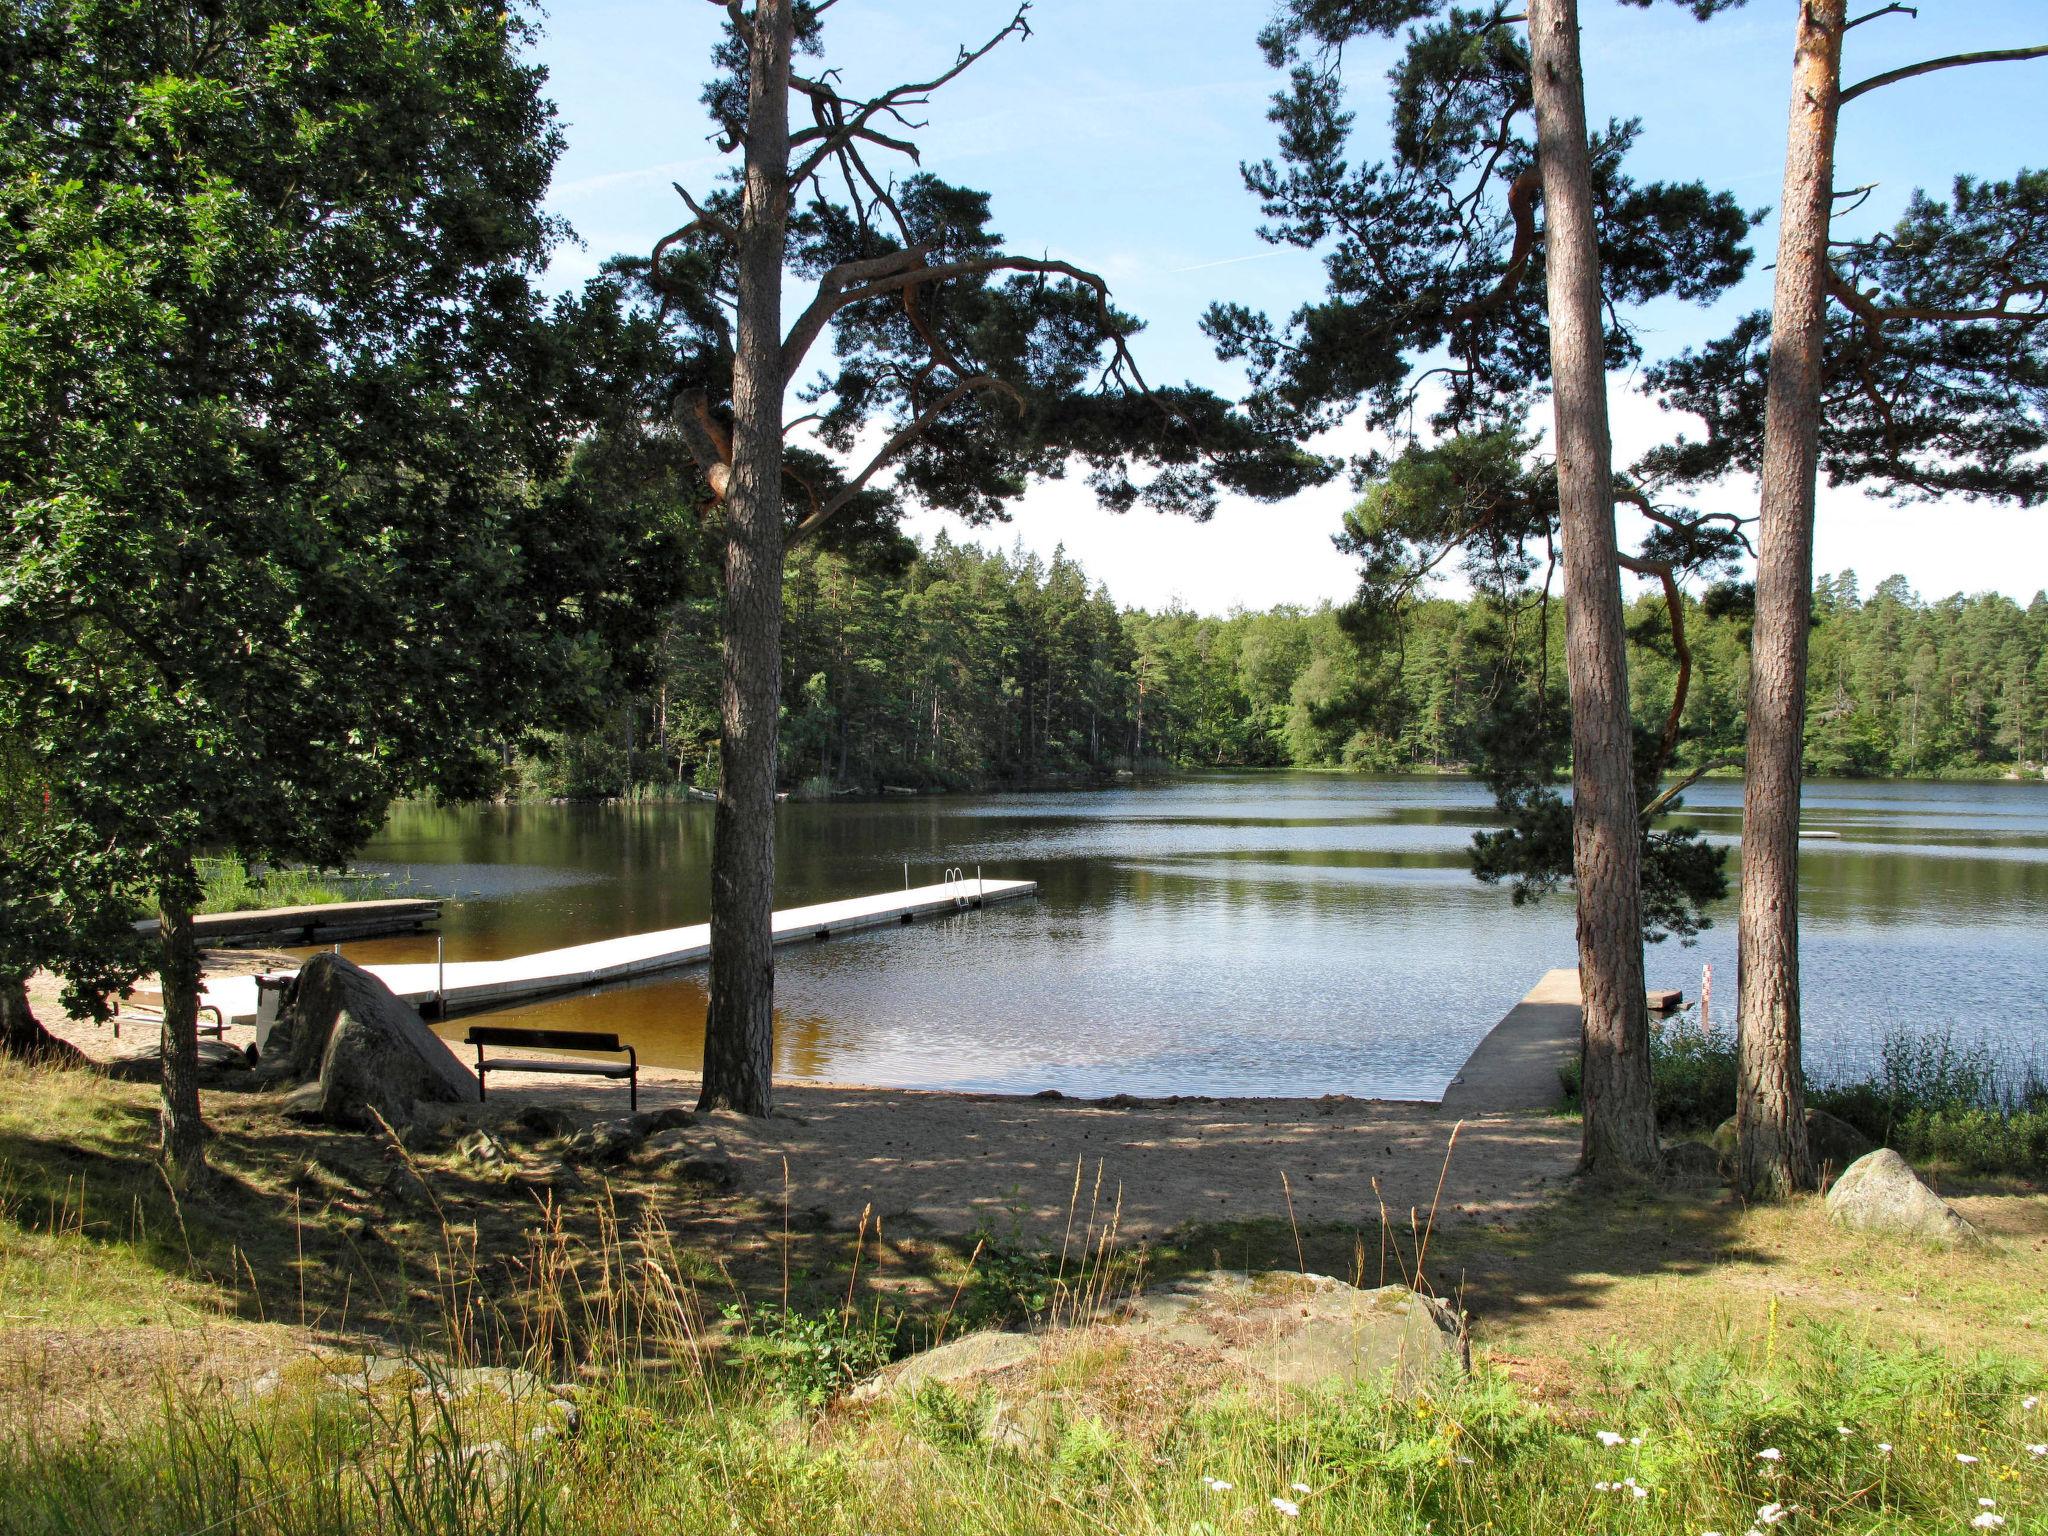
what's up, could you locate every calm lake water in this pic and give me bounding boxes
[334,774,2048,1100]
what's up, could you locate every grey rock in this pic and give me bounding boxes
[459,1129,513,1168]
[640,1129,737,1190]
[1805,1108,1877,1173]
[561,1118,647,1167]
[276,955,478,1128]
[851,1331,1039,1403]
[1712,1109,1878,1179]
[1108,1272,1465,1393]
[853,1274,1463,1414]
[1825,1147,1979,1245]
[501,1104,579,1142]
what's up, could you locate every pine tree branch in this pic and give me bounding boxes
[1840,44,2048,104]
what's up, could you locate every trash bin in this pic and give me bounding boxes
[253,974,294,1058]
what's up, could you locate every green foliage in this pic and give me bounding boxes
[1647,170,2048,507]
[520,532,2048,797]
[1211,1,1756,440]
[1559,1017,2048,1172]
[721,1303,900,1407]
[190,858,411,915]
[0,1,677,1003]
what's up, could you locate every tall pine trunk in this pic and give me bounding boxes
[700,0,792,1117]
[1736,0,1843,1199]
[1527,0,1658,1177]
[157,857,207,1181]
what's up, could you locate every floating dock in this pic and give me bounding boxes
[199,877,1034,1024]
[136,898,442,949]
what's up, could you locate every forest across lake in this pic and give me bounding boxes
[513,537,2048,801]
[315,773,2048,1101]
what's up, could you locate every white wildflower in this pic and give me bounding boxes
[2026,1443,2047,1457]
[1595,1481,1617,1493]
[1756,1447,1783,1462]
[1971,1515,2004,1530]
[1980,1498,1998,1509]
[1201,1476,1234,1493]
[1456,1454,1474,1466]
[1631,1435,1644,1447]
[2024,1396,2040,1411]
[1270,1497,1300,1519]
[1957,1453,1980,1465]
[1877,1442,1894,1455]
[1836,1425,1854,1436]
[1289,1482,1311,1494]
[1756,1502,1791,1525]
[1596,1430,1627,1447]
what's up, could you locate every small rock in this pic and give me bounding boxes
[1826,1148,1978,1245]
[640,1130,737,1190]
[459,1129,512,1168]
[1032,1089,1065,1101]
[561,1117,648,1167]
[501,1104,579,1142]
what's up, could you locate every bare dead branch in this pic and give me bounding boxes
[1449,167,1542,325]
[1641,753,1744,820]
[1845,2,1916,29]
[1614,485,1693,779]
[788,375,1026,545]
[1841,44,2048,103]
[671,391,733,500]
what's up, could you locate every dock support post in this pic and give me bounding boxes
[436,935,446,1018]
[903,860,909,891]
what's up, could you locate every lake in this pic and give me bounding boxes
[334,774,2048,1100]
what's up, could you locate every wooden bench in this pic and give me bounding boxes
[465,1026,637,1110]
[114,988,225,1042]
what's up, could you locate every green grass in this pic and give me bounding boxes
[1,1316,2043,1534]
[1,1055,2044,1534]
[193,857,415,914]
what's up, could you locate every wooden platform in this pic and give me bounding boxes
[135,898,441,948]
[199,877,1034,1024]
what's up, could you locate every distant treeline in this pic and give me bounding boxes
[510,540,2048,797]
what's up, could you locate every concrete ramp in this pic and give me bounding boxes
[1438,968,1582,1113]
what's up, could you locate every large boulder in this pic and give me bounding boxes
[1109,1272,1466,1392]
[1825,1148,1978,1245]
[274,954,478,1127]
[854,1273,1464,1416]
[1713,1109,1879,1178]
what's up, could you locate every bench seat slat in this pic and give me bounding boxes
[477,1059,633,1077]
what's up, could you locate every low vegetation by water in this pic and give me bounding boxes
[1560,1017,2048,1175]
[191,858,417,915]
[0,1054,2043,1535]
[513,539,2048,798]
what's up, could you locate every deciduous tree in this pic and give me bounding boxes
[0,1,665,1177]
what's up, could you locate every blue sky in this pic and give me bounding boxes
[528,1,2048,613]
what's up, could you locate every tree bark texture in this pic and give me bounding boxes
[0,974,83,1064]
[157,868,207,1181]
[1736,0,1843,1200]
[1526,0,1659,1177]
[700,0,793,1117]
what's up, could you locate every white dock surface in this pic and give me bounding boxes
[200,877,1036,1023]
